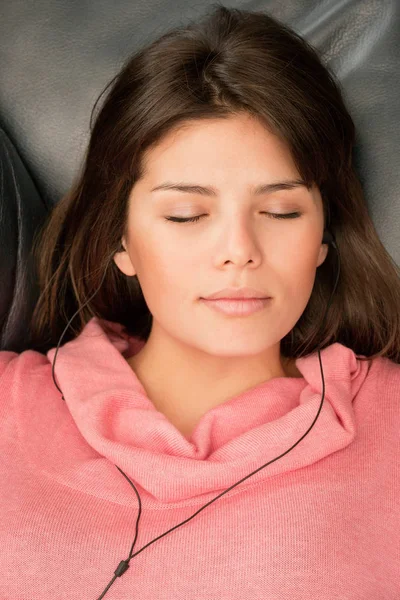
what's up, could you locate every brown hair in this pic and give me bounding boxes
[29,3,400,363]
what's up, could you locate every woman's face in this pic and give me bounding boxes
[114,113,328,359]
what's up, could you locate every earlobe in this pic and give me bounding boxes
[113,240,137,277]
[317,243,329,267]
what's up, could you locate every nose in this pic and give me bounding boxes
[213,216,263,269]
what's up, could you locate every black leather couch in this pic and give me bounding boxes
[0,0,399,353]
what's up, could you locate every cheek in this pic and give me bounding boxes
[277,244,320,305]
[135,241,193,308]
[279,244,317,273]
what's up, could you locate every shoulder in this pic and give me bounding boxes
[0,350,19,375]
[362,354,400,408]
[0,348,50,386]
[0,349,51,432]
[368,354,400,386]
[0,347,49,367]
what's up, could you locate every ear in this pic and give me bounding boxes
[113,237,137,277]
[317,242,329,267]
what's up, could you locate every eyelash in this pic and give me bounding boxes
[165,212,302,223]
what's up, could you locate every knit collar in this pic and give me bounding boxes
[46,316,371,506]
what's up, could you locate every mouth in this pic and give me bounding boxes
[200,297,272,316]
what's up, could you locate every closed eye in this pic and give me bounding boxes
[165,212,302,223]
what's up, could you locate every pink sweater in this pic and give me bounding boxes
[0,316,399,599]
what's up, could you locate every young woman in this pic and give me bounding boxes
[1,4,399,599]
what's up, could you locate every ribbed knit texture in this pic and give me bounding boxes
[0,316,399,599]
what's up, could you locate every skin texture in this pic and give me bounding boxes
[113,113,328,439]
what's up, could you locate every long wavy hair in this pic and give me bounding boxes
[28,3,400,363]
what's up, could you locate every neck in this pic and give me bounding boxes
[127,327,302,439]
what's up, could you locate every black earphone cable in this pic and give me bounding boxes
[50,229,339,599]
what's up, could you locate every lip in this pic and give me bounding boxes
[202,286,270,300]
[200,297,272,316]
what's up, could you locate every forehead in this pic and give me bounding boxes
[132,115,323,211]
[140,115,299,177]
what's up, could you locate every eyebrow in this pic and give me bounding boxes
[150,178,309,196]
